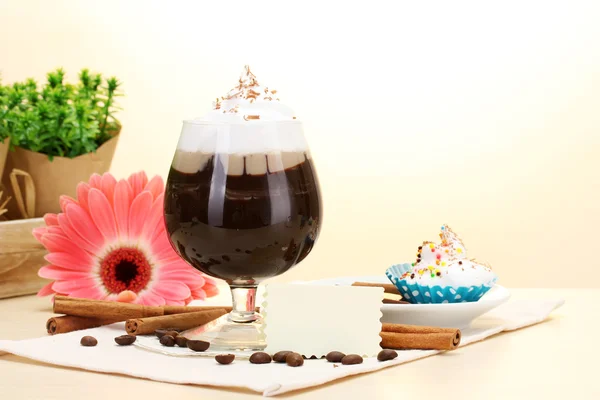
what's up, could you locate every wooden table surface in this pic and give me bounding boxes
[0,288,596,399]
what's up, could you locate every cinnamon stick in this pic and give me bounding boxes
[351,282,401,295]
[382,323,459,334]
[379,324,461,351]
[382,298,409,304]
[54,296,164,319]
[163,305,234,314]
[125,308,228,335]
[46,316,122,335]
[53,295,240,318]
[163,305,262,314]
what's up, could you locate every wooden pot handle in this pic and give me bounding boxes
[0,189,10,218]
[9,168,36,219]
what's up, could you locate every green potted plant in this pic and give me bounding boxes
[0,77,13,182]
[0,68,122,219]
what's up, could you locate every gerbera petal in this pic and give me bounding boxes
[150,234,179,263]
[40,234,92,260]
[63,205,104,253]
[76,182,91,212]
[88,188,118,243]
[203,283,220,298]
[152,257,190,272]
[32,227,46,243]
[45,252,95,271]
[143,175,164,201]
[39,265,90,280]
[161,260,190,275]
[136,290,166,306]
[52,277,99,293]
[161,264,203,276]
[59,195,78,213]
[149,222,166,246]
[141,194,164,243]
[150,230,171,251]
[101,173,117,206]
[43,213,59,226]
[151,281,191,300]
[89,173,102,189]
[159,269,206,286]
[128,191,153,240]
[37,281,56,297]
[46,225,66,237]
[190,287,207,300]
[114,179,133,239]
[69,286,107,300]
[128,171,148,198]
[104,293,119,302]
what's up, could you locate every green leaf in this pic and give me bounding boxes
[0,68,122,159]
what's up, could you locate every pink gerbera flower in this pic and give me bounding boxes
[34,171,219,306]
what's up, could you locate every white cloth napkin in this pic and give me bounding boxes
[0,298,564,397]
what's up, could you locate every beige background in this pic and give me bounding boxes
[0,0,598,287]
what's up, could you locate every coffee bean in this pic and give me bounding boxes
[80,336,97,347]
[155,329,168,339]
[249,352,272,364]
[160,335,176,347]
[155,328,180,339]
[377,349,398,361]
[325,351,346,362]
[187,340,210,352]
[286,352,304,367]
[215,354,235,365]
[175,336,188,347]
[273,351,292,363]
[341,354,363,365]
[114,335,136,346]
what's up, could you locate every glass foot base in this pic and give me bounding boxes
[180,314,266,352]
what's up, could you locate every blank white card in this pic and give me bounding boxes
[262,284,384,358]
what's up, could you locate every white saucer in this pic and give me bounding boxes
[305,275,511,328]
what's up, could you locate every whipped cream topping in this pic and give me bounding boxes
[200,65,297,122]
[176,65,307,157]
[400,225,497,288]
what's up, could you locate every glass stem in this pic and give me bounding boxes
[229,286,258,323]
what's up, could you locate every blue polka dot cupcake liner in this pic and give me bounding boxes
[385,263,495,304]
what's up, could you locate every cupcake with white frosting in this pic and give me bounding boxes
[386,225,497,304]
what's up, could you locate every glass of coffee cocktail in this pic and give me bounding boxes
[164,66,322,351]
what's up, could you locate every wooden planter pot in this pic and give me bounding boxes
[0,218,48,299]
[1,132,119,219]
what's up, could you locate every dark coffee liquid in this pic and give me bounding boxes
[164,152,322,286]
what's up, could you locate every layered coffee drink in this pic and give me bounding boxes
[165,66,322,287]
[165,149,321,285]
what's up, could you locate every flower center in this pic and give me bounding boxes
[100,247,152,294]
